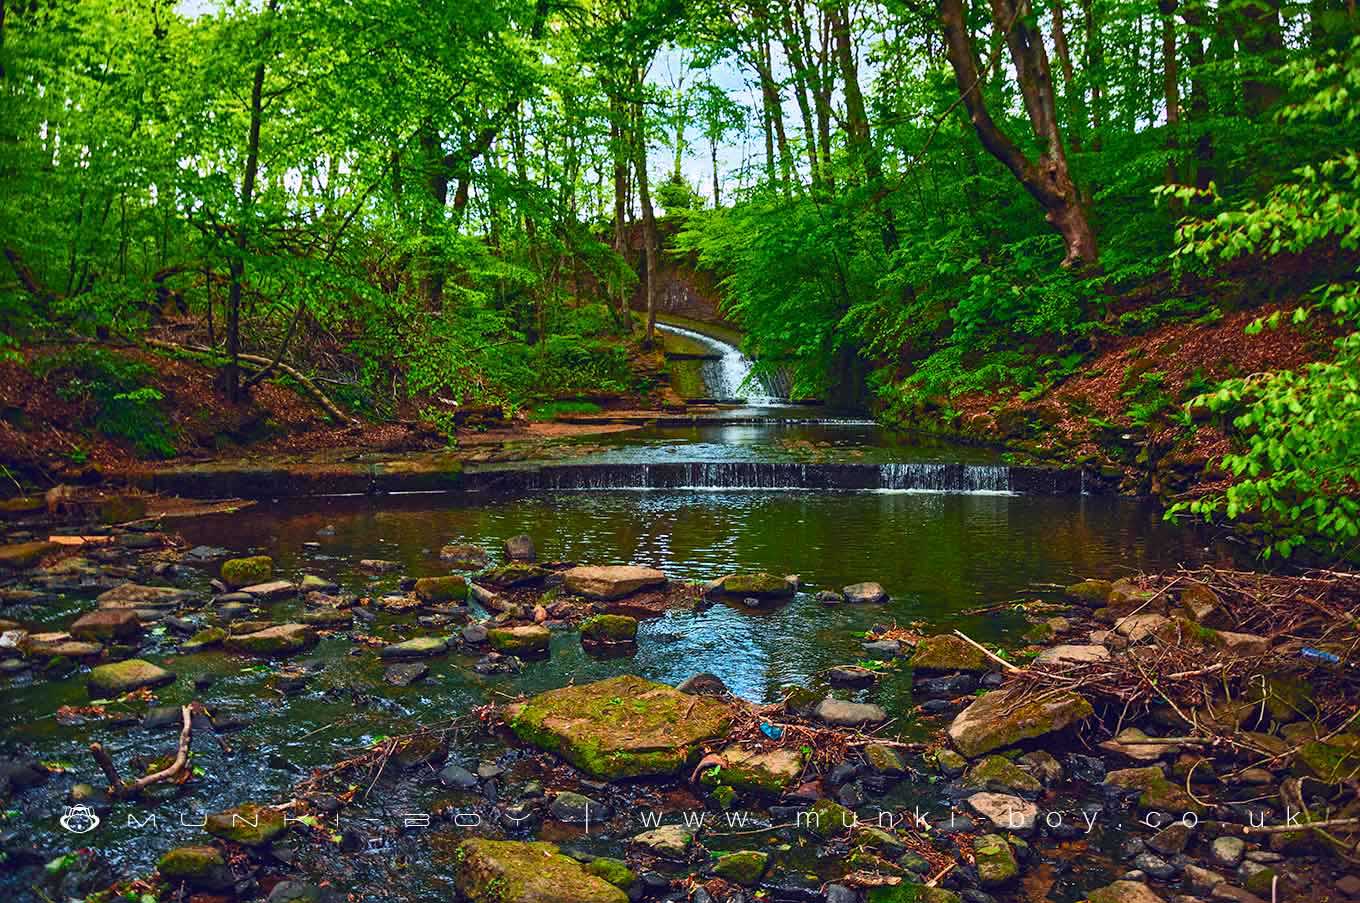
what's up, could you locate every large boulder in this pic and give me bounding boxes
[87,659,175,697]
[69,608,143,642]
[947,687,1093,758]
[220,556,273,589]
[454,839,627,903]
[707,573,796,599]
[564,565,667,600]
[225,624,317,656]
[909,635,990,673]
[509,675,732,779]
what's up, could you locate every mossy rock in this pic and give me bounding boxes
[712,850,768,885]
[380,636,449,659]
[440,544,490,569]
[947,688,1093,758]
[909,635,990,673]
[584,857,636,890]
[0,541,58,571]
[488,624,550,655]
[864,742,910,775]
[1064,579,1113,607]
[157,844,230,888]
[1293,737,1360,783]
[711,573,796,598]
[698,743,803,795]
[932,747,968,777]
[205,803,286,846]
[454,838,628,903]
[580,614,638,644]
[479,563,552,588]
[973,834,1018,887]
[220,556,273,589]
[1086,880,1167,903]
[87,658,176,697]
[182,626,228,653]
[509,674,732,779]
[224,623,317,656]
[866,885,962,903]
[1245,675,1316,724]
[965,756,1042,794]
[414,575,468,603]
[801,798,853,838]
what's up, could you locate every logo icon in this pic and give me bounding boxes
[60,805,100,834]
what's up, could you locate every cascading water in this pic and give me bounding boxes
[655,323,784,405]
[517,461,1020,494]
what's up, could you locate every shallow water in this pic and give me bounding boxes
[2,403,1248,898]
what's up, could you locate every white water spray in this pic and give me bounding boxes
[656,323,784,405]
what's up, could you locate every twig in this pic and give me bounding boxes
[952,629,1021,673]
[89,704,194,798]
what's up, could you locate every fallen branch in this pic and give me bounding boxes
[146,337,358,425]
[89,704,193,798]
[952,629,1021,673]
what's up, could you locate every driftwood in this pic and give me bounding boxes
[145,337,358,425]
[89,704,193,798]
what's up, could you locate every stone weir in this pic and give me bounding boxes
[138,457,1098,499]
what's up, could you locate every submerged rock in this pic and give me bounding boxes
[947,687,1093,758]
[220,556,273,589]
[440,544,490,569]
[565,565,666,600]
[97,583,194,611]
[454,838,626,903]
[509,674,732,779]
[842,581,888,603]
[87,659,175,696]
[385,662,429,686]
[503,534,537,561]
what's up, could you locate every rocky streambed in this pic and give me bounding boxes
[2,499,1358,903]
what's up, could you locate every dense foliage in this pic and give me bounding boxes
[1,0,1357,555]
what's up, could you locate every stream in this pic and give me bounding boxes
[0,324,1245,900]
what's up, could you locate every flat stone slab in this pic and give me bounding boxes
[967,791,1038,833]
[239,580,297,601]
[1034,644,1111,667]
[564,565,667,600]
[706,573,797,599]
[224,623,317,656]
[842,581,888,603]
[948,687,1093,758]
[454,839,627,903]
[97,583,194,611]
[88,658,175,697]
[70,608,143,642]
[509,674,733,779]
[380,637,449,659]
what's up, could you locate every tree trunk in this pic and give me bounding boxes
[1181,0,1215,191]
[1049,0,1085,151]
[829,3,898,251]
[611,93,632,327]
[1237,0,1284,116]
[631,98,659,348]
[939,0,1098,267]
[1081,0,1105,149]
[225,0,276,403]
[1160,0,1182,193]
[711,136,720,207]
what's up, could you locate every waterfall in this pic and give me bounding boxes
[516,461,1017,494]
[655,323,783,404]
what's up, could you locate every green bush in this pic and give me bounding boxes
[32,347,176,457]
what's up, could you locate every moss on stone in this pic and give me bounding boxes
[182,627,228,652]
[220,556,273,589]
[909,635,990,673]
[866,886,962,903]
[712,850,768,885]
[509,675,732,779]
[479,563,551,588]
[965,756,1042,794]
[415,575,468,603]
[583,857,636,889]
[973,834,1018,887]
[454,838,628,903]
[714,573,795,597]
[580,614,638,644]
[488,624,550,655]
[205,803,285,846]
[948,688,1093,758]
[87,658,175,696]
[157,845,227,884]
